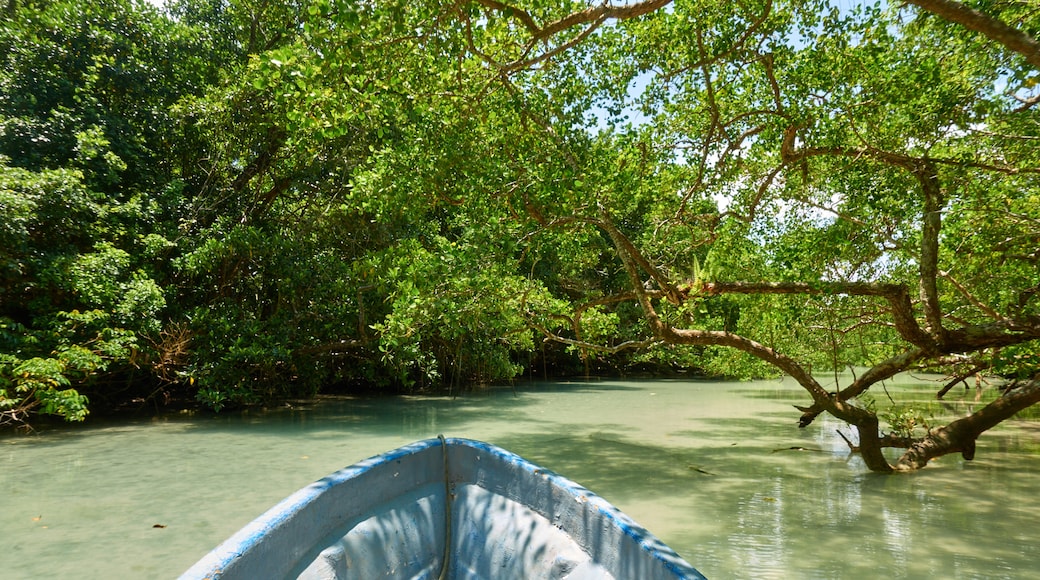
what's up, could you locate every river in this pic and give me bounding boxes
[3,375,1039,578]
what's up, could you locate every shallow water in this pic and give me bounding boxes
[2,375,1039,578]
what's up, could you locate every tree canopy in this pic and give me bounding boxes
[2,0,1038,472]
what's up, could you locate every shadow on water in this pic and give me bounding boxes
[497,430,721,496]
[491,412,1040,580]
[0,386,540,444]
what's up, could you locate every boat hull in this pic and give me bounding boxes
[181,437,706,579]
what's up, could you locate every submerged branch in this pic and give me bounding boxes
[895,377,1040,470]
[836,430,919,452]
[936,365,985,399]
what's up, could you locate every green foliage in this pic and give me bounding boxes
[364,236,541,389]
[3,0,1039,431]
[0,355,87,422]
[0,309,139,424]
[0,0,203,424]
[993,345,1040,381]
[858,392,934,439]
[881,406,931,439]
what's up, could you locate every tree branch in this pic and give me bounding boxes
[598,210,684,304]
[795,347,931,427]
[904,0,1040,71]
[895,377,1040,470]
[936,364,986,399]
[701,281,934,348]
[597,208,907,470]
[472,0,673,40]
[780,123,1040,175]
[527,317,662,354]
[915,160,946,340]
[230,127,287,195]
[504,18,607,71]
[664,326,830,395]
[471,0,542,36]
[939,269,1009,323]
[465,0,672,72]
[1012,92,1040,113]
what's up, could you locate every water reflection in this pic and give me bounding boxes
[2,375,1039,578]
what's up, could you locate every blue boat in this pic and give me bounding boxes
[181,437,706,579]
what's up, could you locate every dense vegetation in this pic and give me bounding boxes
[1,0,1038,471]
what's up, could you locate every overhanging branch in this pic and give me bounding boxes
[465,0,673,71]
[473,0,673,41]
[701,281,934,348]
[527,317,662,354]
[904,0,1040,71]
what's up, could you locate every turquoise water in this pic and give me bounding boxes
[2,376,1038,578]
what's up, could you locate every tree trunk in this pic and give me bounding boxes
[852,415,894,473]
